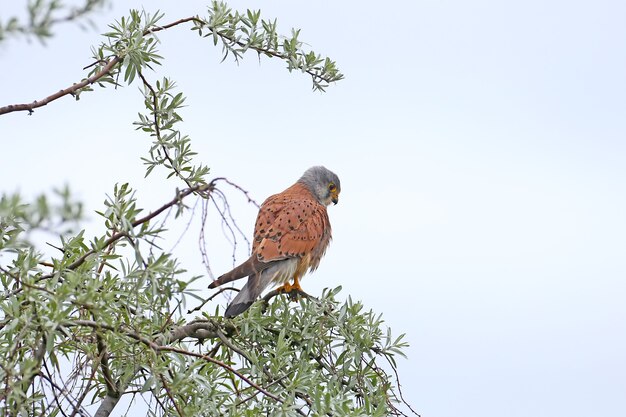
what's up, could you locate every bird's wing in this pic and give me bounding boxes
[209,183,331,289]
[254,183,331,263]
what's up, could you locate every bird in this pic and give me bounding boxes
[209,166,341,317]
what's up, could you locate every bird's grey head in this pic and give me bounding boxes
[298,166,341,206]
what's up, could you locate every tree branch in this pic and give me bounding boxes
[0,16,200,117]
[0,56,121,115]
[261,288,314,307]
[156,319,230,345]
[66,318,281,408]
[94,375,131,417]
[96,332,117,397]
[137,69,194,189]
[37,182,212,283]
[159,345,282,402]
[1,11,341,116]
[20,330,47,397]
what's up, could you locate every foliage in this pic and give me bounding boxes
[0,0,109,43]
[0,2,415,417]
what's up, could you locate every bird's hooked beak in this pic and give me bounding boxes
[331,190,339,205]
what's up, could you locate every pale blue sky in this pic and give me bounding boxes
[2,1,626,416]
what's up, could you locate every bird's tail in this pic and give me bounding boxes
[223,259,297,317]
[209,256,263,289]
[224,272,271,317]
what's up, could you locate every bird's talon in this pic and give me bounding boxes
[274,282,304,302]
[275,283,291,293]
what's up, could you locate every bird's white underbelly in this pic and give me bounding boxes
[265,258,299,285]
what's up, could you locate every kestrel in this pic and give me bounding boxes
[209,166,341,317]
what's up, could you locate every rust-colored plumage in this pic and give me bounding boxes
[209,166,340,317]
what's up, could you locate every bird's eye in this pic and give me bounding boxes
[328,183,336,192]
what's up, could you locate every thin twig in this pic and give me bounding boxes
[96,332,117,396]
[159,346,282,402]
[146,17,201,34]
[210,189,243,268]
[198,197,214,280]
[137,69,193,190]
[235,374,290,406]
[68,359,99,417]
[157,373,185,417]
[383,354,420,416]
[187,286,239,314]
[49,1,107,25]
[215,329,250,363]
[40,362,71,417]
[21,324,48,396]
[211,177,260,208]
